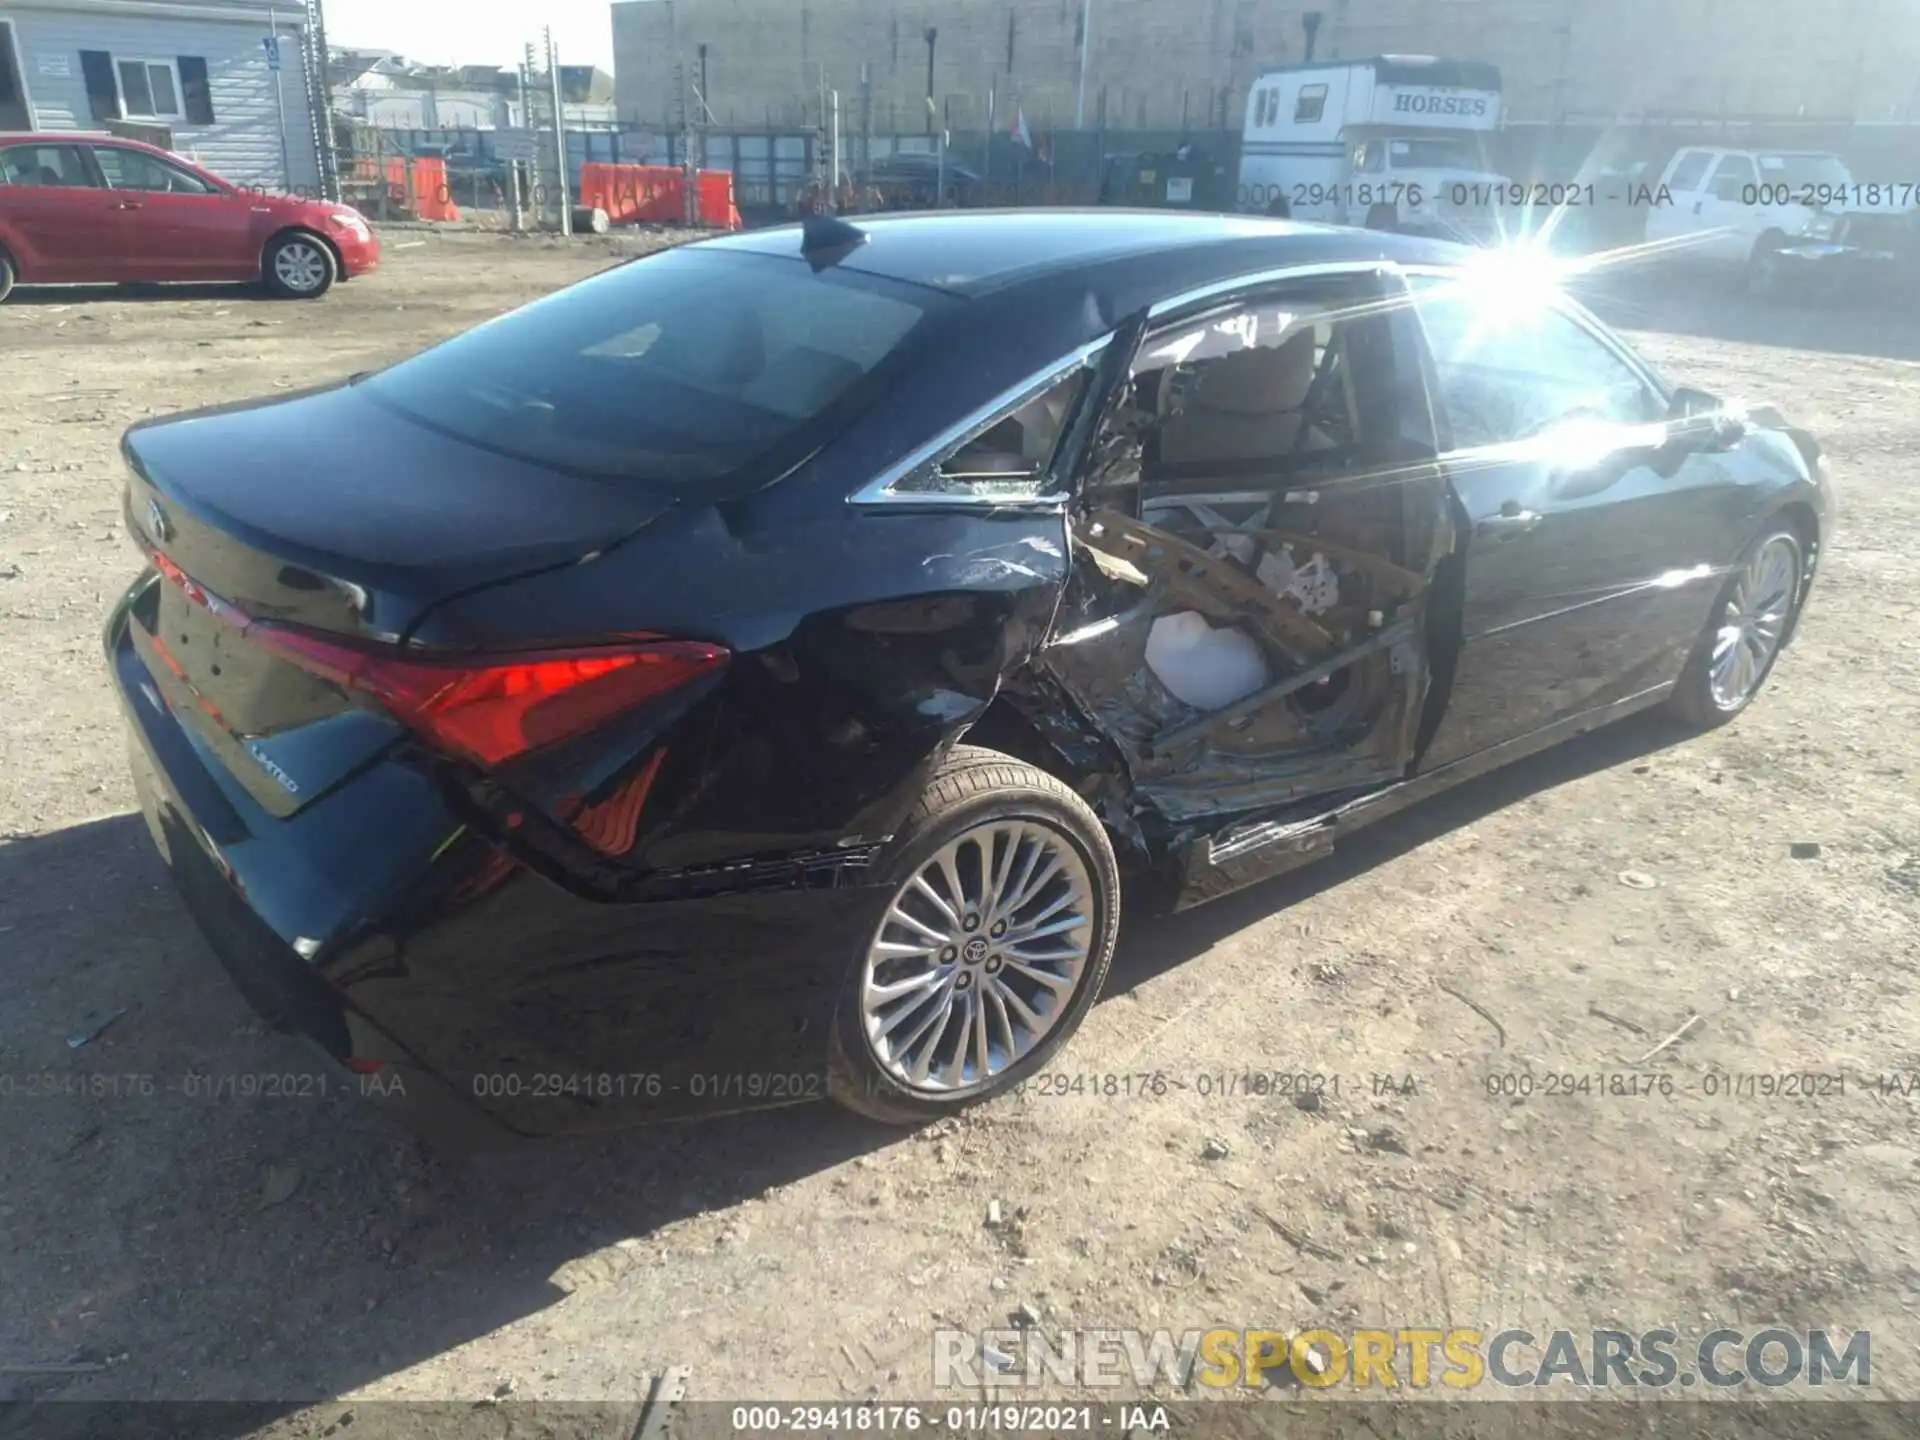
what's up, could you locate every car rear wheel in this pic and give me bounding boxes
[1668,526,1805,729]
[263,232,336,299]
[828,745,1120,1125]
[0,250,15,304]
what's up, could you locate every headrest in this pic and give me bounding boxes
[1188,331,1318,417]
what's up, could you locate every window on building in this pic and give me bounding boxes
[1294,84,1328,124]
[115,57,184,120]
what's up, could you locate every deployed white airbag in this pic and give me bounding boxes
[1144,611,1270,712]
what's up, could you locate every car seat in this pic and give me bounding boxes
[1157,331,1329,465]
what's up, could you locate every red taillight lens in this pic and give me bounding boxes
[253,628,727,766]
[146,551,725,765]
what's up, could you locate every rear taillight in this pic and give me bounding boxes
[150,550,726,765]
[252,628,727,766]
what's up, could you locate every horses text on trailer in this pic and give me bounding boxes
[1238,55,1512,239]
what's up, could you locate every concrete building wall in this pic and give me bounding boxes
[611,0,1920,133]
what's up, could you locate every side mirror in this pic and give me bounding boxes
[1666,387,1744,451]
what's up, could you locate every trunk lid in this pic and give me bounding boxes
[121,382,679,816]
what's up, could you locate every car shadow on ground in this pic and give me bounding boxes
[0,709,1694,1424]
[8,282,275,306]
[1571,270,1920,362]
[1106,707,1695,995]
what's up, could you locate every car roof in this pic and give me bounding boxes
[0,131,156,150]
[697,208,1468,300]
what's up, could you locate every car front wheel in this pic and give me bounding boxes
[0,250,15,304]
[1668,525,1805,729]
[828,745,1120,1124]
[263,232,336,299]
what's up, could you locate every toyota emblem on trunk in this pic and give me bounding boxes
[146,498,172,544]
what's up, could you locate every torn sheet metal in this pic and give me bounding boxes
[1037,498,1429,827]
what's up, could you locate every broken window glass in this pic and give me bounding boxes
[893,367,1092,497]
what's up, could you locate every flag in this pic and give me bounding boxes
[1011,106,1032,150]
[1036,131,1052,166]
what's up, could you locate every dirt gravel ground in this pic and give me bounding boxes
[2,232,1919,1431]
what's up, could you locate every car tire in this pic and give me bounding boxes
[1667,524,1806,731]
[0,250,15,305]
[263,231,336,300]
[1365,203,1398,232]
[827,744,1120,1126]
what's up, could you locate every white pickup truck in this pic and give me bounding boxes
[1638,145,1915,296]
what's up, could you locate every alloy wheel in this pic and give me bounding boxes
[1709,535,1799,710]
[859,820,1097,1095]
[274,241,329,295]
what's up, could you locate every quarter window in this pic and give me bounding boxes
[1413,279,1665,451]
[115,57,183,120]
[893,367,1092,499]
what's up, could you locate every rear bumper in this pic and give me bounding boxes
[105,571,883,1138]
[112,589,500,1143]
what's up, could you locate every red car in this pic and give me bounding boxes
[0,133,377,302]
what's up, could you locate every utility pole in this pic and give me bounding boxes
[697,42,709,171]
[674,58,696,223]
[860,60,873,188]
[523,43,539,225]
[545,28,572,236]
[267,7,293,192]
[937,94,947,206]
[830,88,841,192]
[924,26,937,137]
[1074,0,1092,129]
[984,80,995,186]
[302,0,340,200]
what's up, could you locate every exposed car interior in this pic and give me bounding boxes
[1042,287,1432,820]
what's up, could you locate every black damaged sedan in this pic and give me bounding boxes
[108,211,1830,1137]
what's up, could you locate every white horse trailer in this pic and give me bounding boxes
[1238,56,1511,240]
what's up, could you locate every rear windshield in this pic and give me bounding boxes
[361,246,942,486]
